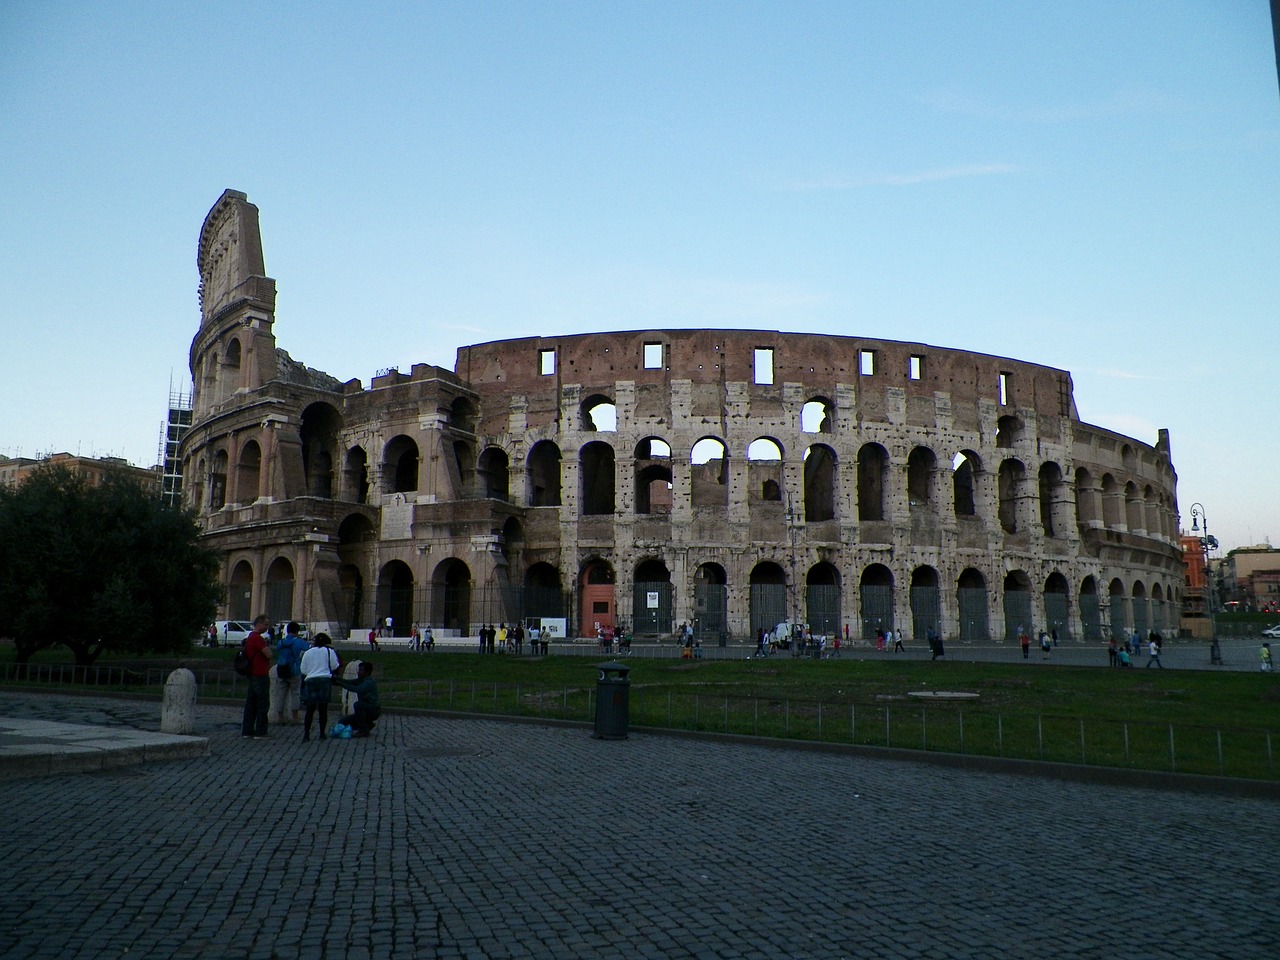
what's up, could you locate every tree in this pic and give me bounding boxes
[0,466,220,665]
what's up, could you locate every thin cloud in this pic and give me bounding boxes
[787,163,1020,191]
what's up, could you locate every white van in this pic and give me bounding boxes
[215,621,255,648]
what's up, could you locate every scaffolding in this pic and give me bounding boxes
[159,379,193,507]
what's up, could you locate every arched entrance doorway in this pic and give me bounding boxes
[806,562,841,635]
[579,560,615,638]
[432,559,471,635]
[632,558,673,636]
[377,561,414,637]
[749,562,787,634]
[694,563,728,644]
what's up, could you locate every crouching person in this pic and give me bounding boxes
[333,661,381,738]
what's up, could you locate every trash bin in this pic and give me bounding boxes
[593,661,631,740]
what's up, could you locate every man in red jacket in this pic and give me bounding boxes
[240,615,274,739]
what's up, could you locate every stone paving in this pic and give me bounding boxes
[0,691,1275,959]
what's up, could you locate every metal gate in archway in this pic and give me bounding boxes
[1133,598,1150,639]
[806,584,841,635]
[860,585,893,639]
[958,587,989,643]
[633,581,674,636]
[695,583,728,642]
[1003,590,1032,642]
[910,586,940,641]
[1044,592,1071,641]
[1079,593,1102,640]
[750,583,787,634]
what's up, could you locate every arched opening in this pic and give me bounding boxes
[210,449,228,509]
[1079,576,1101,640]
[806,562,841,635]
[431,559,470,635]
[383,436,420,494]
[337,563,364,632]
[344,446,369,504]
[801,397,834,434]
[1039,462,1064,538]
[1002,570,1032,643]
[694,563,728,642]
[1074,467,1096,527]
[301,402,342,499]
[265,556,295,624]
[377,560,415,637]
[1109,578,1128,640]
[1125,481,1143,533]
[449,396,477,434]
[1132,581,1149,638]
[805,444,837,522]
[998,459,1025,534]
[953,450,980,518]
[633,558,673,636]
[478,447,510,501]
[581,395,617,432]
[579,560,616,638]
[228,559,253,621]
[747,437,784,504]
[995,415,1023,448]
[1101,474,1123,529]
[527,441,562,507]
[634,437,672,515]
[1044,571,1071,640]
[749,562,788,635]
[236,440,261,505]
[452,439,475,499]
[859,564,894,639]
[523,562,564,620]
[690,437,728,507]
[910,566,941,640]
[957,568,989,643]
[907,446,936,507]
[580,441,616,515]
[856,444,888,522]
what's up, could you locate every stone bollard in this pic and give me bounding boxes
[340,660,363,716]
[161,668,198,734]
[268,664,284,720]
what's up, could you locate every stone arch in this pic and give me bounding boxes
[1101,474,1123,528]
[633,558,673,635]
[996,414,1023,448]
[953,450,981,518]
[856,443,888,522]
[383,435,419,494]
[581,394,617,432]
[579,558,616,637]
[1108,577,1128,640]
[1044,571,1071,640]
[449,396,477,434]
[801,397,834,433]
[1002,570,1033,642]
[998,458,1026,534]
[1038,462,1064,538]
[909,566,941,639]
[236,440,261,505]
[300,402,342,499]
[1079,575,1102,640]
[523,562,564,620]
[377,560,415,637]
[430,558,469,636]
[338,513,376,545]
[337,563,364,631]
[264,556,295,624]
[580,441,616,515]
[1074,467,1098,526]
[210,448,228,509]
[805,444,838,522]
[478,446,510,501]
[859,564,894,638]
[1132,580,1149,638]
[693,562,728,641]
[228,559,254,621]
[690,437,728,507]
[749,561,788,634]
[957,568,989,643]
[907,446,936,506]
[634,437,672,515]
[343,446,369,504]
[527,440,562,507]
[805,561,841,635]
[1125,481,1143,533]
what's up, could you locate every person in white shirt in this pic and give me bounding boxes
[300,635,341,740]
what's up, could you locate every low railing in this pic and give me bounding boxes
[3,663,1275,781]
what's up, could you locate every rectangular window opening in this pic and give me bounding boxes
[539,349,556,376]
[909,355,923,381]
[643,342,663,369]
[859,350,875,376]
[754,347,774,385]
[999,372,1011,405]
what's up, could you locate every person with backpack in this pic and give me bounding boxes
[273,622,308,725]
[239,615,274,739]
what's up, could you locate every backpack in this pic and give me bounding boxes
[233,643,253,678]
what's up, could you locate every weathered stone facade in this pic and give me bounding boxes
[180,190,1183,643]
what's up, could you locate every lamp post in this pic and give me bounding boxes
[1189,503,1219,651]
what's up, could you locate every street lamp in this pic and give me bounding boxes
[1189,503,1219,654]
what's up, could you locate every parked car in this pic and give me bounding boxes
[1261,624,1280,639]
[215,620,255,647]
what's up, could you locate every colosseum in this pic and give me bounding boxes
[180,189,1184,646]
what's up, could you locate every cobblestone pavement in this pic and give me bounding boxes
[0,692,1274,959]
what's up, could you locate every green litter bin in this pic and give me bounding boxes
[593,661,631,739]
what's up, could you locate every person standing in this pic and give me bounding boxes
[1020,628,1031,660]
[300,634,341,741]
[240,615,274,739]
[423,623,434,653]
[1039,630,1051,660]
[273,621,308,725]
[1145,636,1164,669]
[1260,642,1273,672]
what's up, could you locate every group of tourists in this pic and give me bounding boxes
[1104,630,1164,668]
[238,616,381,741]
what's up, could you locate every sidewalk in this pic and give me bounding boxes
[0,715,208,780]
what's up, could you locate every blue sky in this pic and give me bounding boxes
[1,1,1276,553]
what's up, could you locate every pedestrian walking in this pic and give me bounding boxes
[1261,642,1273,673]
[1145,637,1163,669]
[893,631,905,653]
[1020,628,1030,659]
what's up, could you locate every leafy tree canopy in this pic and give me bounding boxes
[0,466,220,664]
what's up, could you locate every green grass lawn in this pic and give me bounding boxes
[5,643,1279,779]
